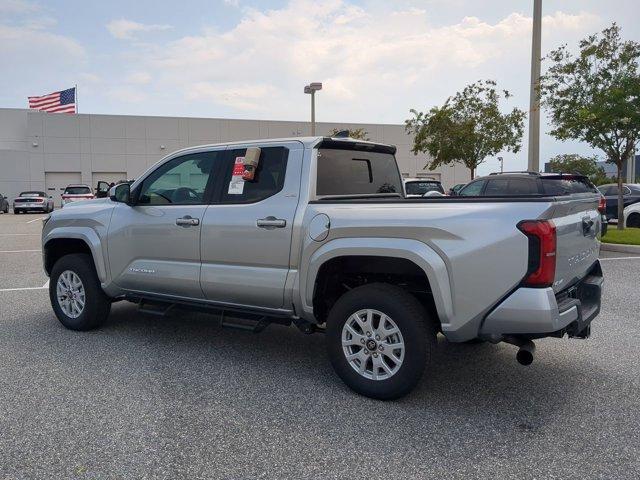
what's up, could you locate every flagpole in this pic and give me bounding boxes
[75,84,78,113]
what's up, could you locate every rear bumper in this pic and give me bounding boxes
[14,205,48,211]
[479,261,603,340]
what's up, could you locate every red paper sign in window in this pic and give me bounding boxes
[233,157,245,176]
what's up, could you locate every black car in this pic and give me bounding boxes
[596,183,640,220]
[458,172,607,235]
[0,193,9,213]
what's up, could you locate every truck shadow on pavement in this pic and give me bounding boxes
[22,300,603,442]
[100,302,593,425]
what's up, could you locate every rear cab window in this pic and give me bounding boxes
[64,186,91,195]
[316,148,402,197]
[405,181,444,195]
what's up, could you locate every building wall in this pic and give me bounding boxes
[0,108,470,202]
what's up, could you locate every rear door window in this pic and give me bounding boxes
[220,147,288,203]
[542,177,598,195]
[316,149,402,196]
[506,179,538,195]
[484,179,509,195]
[458,180,486,196]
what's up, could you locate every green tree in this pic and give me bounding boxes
[547,153,610,184]
[405,80,525,180]
[540,23,640,229]
[328,128,370,140]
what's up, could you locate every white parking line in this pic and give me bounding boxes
[0,250,41,253]
[0,280,49,293]
[600,256,640,261]
[26,217,46,224]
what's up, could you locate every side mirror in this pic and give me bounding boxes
[110,183,131,204]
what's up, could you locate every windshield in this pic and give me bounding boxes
[64,186,91,195]
[405,181,444,195]
[20,191,45,197]
[316,148,402,196]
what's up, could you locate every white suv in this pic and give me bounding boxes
[61,184,94,207]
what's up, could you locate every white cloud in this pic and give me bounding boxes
[223,0,240,7]
[0,23,84,59]
[0,0,38,14]
[106,19,172,40]
[122,0,598,118]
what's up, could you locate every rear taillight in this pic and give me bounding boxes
[517,220,556,288]
[598,196,606,214]
[36,198,44,203]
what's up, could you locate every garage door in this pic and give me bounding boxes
[45,172,81,207]
[91,172,127,190]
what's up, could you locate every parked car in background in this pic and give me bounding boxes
[403,178,445,197]
[448,183,466,196]
[623,202,640,228]
[0,193,9,213]
[596,183,640,220]
[61,184,94,207]
[13,191,54,214]
[458,172,608,236]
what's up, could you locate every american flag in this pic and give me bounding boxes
[28,87,76,113]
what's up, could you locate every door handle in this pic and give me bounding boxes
[256,216,286,229]
[176,216,200,227]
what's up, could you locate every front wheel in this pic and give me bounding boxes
[326,283,435,400]
[49,253,111,331]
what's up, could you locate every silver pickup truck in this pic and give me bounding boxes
[42,136,603,399]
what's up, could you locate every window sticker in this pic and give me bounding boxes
[228,156,245,194]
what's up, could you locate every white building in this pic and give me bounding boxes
[0,108,470,206]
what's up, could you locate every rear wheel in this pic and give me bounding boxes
[627,213,640,228]
[50,253,111,331]
[326,283,435,400]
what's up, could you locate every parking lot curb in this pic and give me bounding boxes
[601,242,640,254]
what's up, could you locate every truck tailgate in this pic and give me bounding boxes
[549,195,601,293]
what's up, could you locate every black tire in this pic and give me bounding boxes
[326,283,435,400]
[627,213,640,228]
[14,209,21,214]
[49,253,111,331]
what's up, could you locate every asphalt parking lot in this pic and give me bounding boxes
[1,211,639,479]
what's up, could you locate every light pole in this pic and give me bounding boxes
[304,82,322,135]
[498,156,504,173]
[527,0,542,172]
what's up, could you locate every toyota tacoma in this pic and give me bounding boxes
[42,136,603,399]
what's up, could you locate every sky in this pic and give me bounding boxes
[1,0,639,175]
